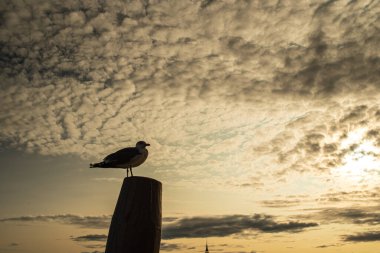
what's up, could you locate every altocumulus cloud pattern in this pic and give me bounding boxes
[0,0,379,186]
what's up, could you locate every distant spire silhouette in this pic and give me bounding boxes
[205,240,209,253]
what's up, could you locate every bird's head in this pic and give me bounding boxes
[136,141,150,149]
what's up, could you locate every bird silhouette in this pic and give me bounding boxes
[90,141,150,177]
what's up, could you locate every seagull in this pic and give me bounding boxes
[90,141,150,177]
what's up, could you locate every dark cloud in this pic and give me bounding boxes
[340,105,368,123]
[83,244,105,249]
[162,214,318,239]
[283,0,380,96]
[160,242,182,251]
[200,0,216,9]
[162,217,179,223]
[274,26,380,97]
[366,128,380,147]
[337,210,380,225]
[331,209,379,225]
[296,206,380,226]
[0,214,110,229]
[316,188,380,203]
[260,200,301,208]
[0,214,184,230]
[71,234,107,242]
[343,231,380,242]
[315,243,341,248]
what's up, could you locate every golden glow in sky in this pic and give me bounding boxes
[0,0,379,253]
[336,128,380,185]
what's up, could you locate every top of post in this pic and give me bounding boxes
[123,176,162,185]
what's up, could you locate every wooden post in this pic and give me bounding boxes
[105,176,162,253]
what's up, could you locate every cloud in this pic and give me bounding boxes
[343,231,380,242]
[1,213,318,239]
[323,208,380,225]
[0,0,379,190]
[0,213,181,229]
[316,188,380,203]
[267,104,380,178]
[82,244,105,249]
[0,214,110,229]
[260,199,301,208]
[261,188,380,209]
[315,243,341,248]
[71,234,107,242]
[160,242,182,251]
[162,217,179,223]
[296,205,380,226]
[162,214,318,239]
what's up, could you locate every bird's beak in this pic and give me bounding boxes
[146,143,150,146]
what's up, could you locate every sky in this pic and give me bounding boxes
[0,0,379,252]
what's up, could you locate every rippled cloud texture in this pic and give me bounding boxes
[1,1,379,253]
[1,0,379,185]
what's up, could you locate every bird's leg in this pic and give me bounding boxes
[131,166,134,177]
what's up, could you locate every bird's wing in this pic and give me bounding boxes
[104,147,141,164]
